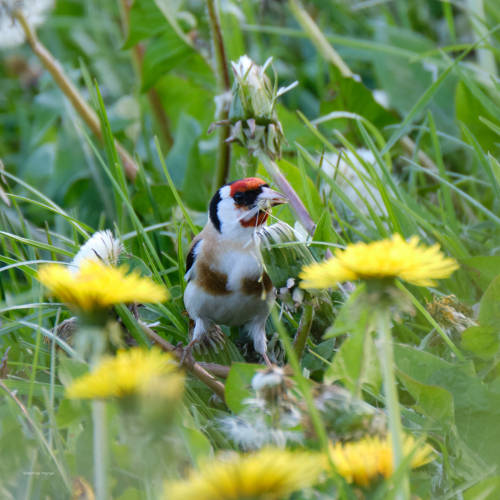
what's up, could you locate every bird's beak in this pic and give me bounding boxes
[257,187,288,209]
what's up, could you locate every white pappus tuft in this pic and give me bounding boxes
[70,230,123,272]
[0,0,54,49]
[319,148,387,217]
[251,367,285,392]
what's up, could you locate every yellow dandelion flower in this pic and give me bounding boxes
[38,259,167,312]
[164,447,324,500]
[328,435,434,487]
[66,348,183,399]
[300,234,458,289]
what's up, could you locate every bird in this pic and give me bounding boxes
[183,177,287,366]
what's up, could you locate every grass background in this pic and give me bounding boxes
[1,0,500,498]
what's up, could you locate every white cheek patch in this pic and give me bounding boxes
[219,185,231,198]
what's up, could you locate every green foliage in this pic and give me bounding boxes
[1,0,500,498]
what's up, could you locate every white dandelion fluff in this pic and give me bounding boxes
[70,230,123,272]
[320,148,387,217]
[0,0,54,49]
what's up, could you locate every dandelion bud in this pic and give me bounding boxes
[223,55,297,158]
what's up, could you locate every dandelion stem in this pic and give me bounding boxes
[376,308,410,500]
[13,9,138,181]
[92,400,108,500]
[207,0,232,188]
[257,152,316,235]
[293,302,314,359]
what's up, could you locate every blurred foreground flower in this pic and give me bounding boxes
[38,259,167,314]
[66,348,183,400]
[0,0,53,48]
[300,234,458,289]
[328,435,434,488]
[165,447,323,500]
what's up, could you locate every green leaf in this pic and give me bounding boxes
[479,274,500,328]
[464,475,500,500]
[463,255,500,290]
[123,0,167,48]
[456,81,500,154]
[394,345,500,466]
[397,370,455,428]
[141,31,194,91]
[182,425,213,466]
[224,362,262,413]
[325,297,381,395]
[461,326,499,360]
[320,74,397,131]
[313,210,338,245]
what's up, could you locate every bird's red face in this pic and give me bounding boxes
[209,177,287,233]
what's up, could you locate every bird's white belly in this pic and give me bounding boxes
[184,281,272,326]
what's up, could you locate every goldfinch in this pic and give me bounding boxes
[183,177,287,366]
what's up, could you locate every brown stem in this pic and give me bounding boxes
[120,0,174,149]
[207,0,232,188]
[198,362,231,378]
[14,10,138,181]
[139,322,226,401]
[258,152,316,235]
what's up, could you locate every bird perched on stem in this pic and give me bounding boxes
[183,177,287,366]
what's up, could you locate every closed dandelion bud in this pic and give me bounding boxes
[223,55,297,158]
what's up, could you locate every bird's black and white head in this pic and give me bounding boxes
[209,177,287,240]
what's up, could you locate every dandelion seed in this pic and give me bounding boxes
[0,0,54,49]
[70,230,123,272]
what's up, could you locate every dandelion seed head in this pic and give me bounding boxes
[0,0,54,48]
[70,230,123,272]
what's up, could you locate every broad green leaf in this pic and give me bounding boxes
[123,0,167,48]
[463,255,500,291]
[397,370,454,428]
[461,326,499,360]
[479,274,500,328]
[464,475,500,500]
[224,362,261,413]
[141,31,194,91]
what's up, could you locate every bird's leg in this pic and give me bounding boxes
[178,317,212,366]
[177,338,197,366]
[247,317,273,367]
[262,351,273,368]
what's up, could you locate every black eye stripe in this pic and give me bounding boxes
[233,187,264,206]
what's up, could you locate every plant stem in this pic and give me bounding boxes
[119,0,174,149]
[0,379,72,491]
[207,0,232,188]
[293,302,314,359]
[257,152,316,235]
[92,400,108,500]
[140,322,226,401]
[14,9,138,181]
[376,308,410,500]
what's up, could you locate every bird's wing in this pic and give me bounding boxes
[185,237,202,282]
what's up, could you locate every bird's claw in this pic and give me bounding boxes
[176,340,196,367]
[262,351,273,368]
